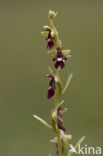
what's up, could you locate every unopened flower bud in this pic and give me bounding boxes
[49,10,57,19]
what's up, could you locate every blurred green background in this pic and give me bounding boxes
[0,0,103,156]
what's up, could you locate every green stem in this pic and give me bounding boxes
[53,26,59,46]
[55,68,59,107]
[49,16,59,47]
[49,13,63,156]
[57,130,62,156]
[55,68,63,156]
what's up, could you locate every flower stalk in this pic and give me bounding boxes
[33,10,85,156]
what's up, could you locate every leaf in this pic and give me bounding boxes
[74,136,86,151]
[52,111,57,120]
[57,100,64,107]
[62,73,73,94]
[33,114,52,129]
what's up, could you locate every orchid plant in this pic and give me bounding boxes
[33,10,85,156]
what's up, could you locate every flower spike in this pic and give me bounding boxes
[33,10,84,156]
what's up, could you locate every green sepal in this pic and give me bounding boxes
[51,109,57,132]
[60,107,68,114]
[48,50,57,56]
[51,29,55,37]
[50,136,57,143]
[43,25,51,30]
[62,49,71,56]
[41,31,49,36]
